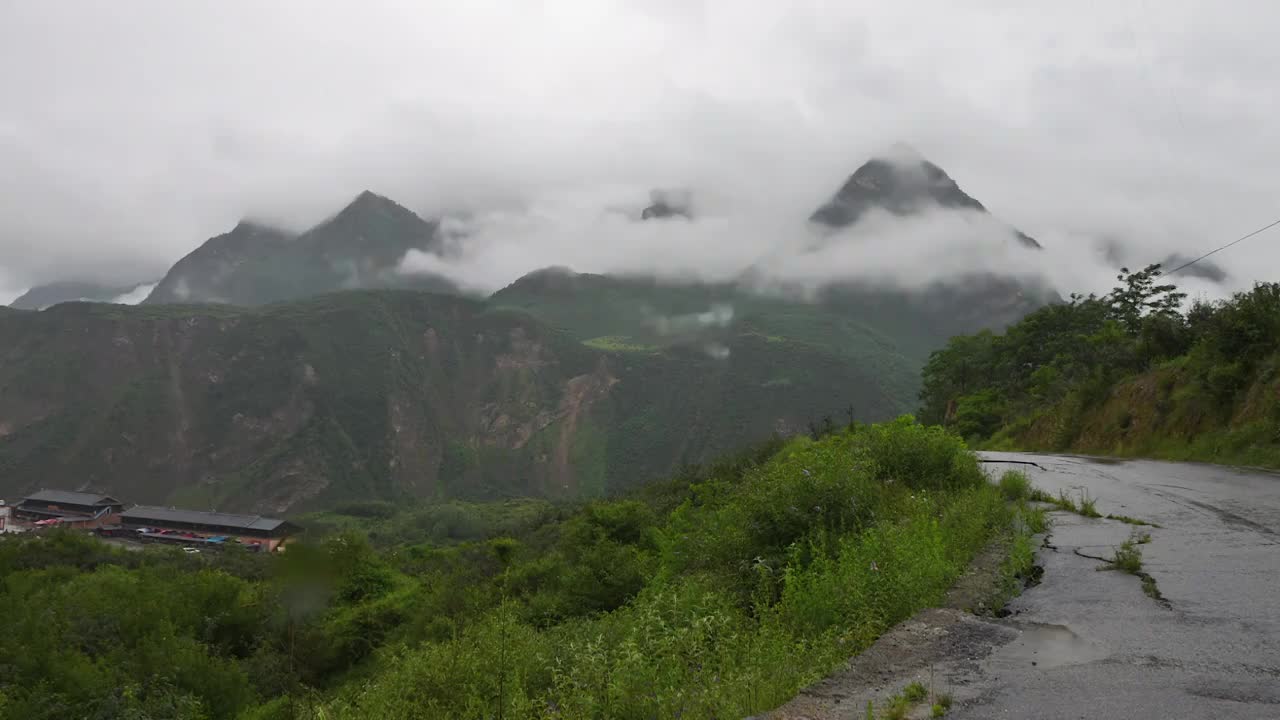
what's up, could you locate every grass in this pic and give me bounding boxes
[1106,513,1161,528]
[1109,537,1144,574]
[1141,574,1161,599]
[1077,489,1101,518]
[881,682,939,719]
[884,695,912,719]
[1054,489,1078,513]
[581,335,658,352]
[932,693,954,717]
[1029,485,1117,521]
[1019,504,1049,534]
[903,682,929,703]
[1097,531,1168,606]
[998,470,1032,501]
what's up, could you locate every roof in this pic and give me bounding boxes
[121,505,295,533]
[21,490,123,507]
[16,507,91,519]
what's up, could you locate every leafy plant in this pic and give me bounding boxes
[998,470,1032,501]
[1110,538,1143,574]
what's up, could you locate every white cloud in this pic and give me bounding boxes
[110,283,157,305]
[1,1,1278,296]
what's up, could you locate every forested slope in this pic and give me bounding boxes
[921,266,1280,467]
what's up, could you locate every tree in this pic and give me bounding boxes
[1107,264,1186,335]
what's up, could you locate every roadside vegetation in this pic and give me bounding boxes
[920,267,1280,468]
[872,681,952,719]
[0,416,1031,720]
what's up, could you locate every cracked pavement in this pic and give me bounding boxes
[766,453,1280,720]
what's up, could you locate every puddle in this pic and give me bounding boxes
[990,623,1110,670]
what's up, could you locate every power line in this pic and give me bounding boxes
[1160,216,1280,277]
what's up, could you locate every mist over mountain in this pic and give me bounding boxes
[144,191,457,306]
[9,280,155,310]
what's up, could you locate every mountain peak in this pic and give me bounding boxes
[810,148,1040,249]
[345,190,400,212]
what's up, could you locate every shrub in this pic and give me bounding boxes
[904,681,929,702]
[1110,538,1143,574]
[998,471,1031,501]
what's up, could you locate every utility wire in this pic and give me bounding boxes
[1160,217,1280,277]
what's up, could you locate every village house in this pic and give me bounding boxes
[119,506,300,552]
[12,490,125,529]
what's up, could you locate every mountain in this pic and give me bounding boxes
[0,290,900,513]
[144,192,457,306]
[641,188,692,220]
[10,280,152,310]
[0,153,1061,512]
[810,146,1041,249]
[144,221,296,304]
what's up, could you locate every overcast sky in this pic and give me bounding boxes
[2,0,1278,303]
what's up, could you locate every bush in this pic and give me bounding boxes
[998,470,1031,501]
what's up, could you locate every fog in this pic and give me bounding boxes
[3,1,1279,300]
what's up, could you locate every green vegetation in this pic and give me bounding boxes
[0,417,1024,719]
[903,681,929,702]
[1141,574,1163,602]
[295,499,559,547]
[884,695,912,720]
[1054,490,1079,513]
[0,288,912,509]
[932,693,954,717]
[880,681,932,719]
[921,266,1280,468]
[1106,514,1161,528]
[1078,489,1101,518]
[1103,533,1166,605]
[998,470,1032,501]
[1109,537,1144,574]
[581,335,658,352]
[1021,504,1049,534]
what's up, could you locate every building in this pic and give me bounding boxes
[0,500,14,533]
[119,506,300,551]
[12,490,125,529]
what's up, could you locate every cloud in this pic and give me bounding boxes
[110,283,157,305]
[2,1,1280,296]
[398,188,1112,298]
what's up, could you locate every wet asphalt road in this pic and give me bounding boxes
[959,453,1280,719]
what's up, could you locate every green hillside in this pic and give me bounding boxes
[0,418,1038,719]
[0,290,900,512]
[920,266,1280,467]
[492,269,1052,414]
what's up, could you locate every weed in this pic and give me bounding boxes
[931,704,948,718]
[1055,490,1078,513]
[1110,538,1143,574]
[866,700,875,720]
[884,695,912,720]
[1105,513,1160,527]
[998,471,1032,501]
[1078,490,1101,518]
[1141,574,1161,600]
[1019,504,1049,534]
[903,681,929,703]
[935,693,953,710]
[1134,531,1152,545]
[1005,533,1036,581]
[1028,487,1054,503]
